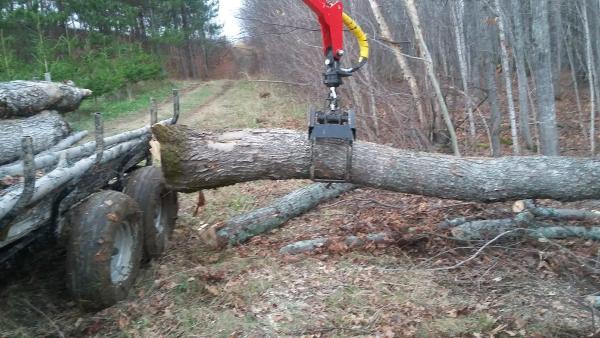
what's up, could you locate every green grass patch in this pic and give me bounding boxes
[65,80,175,131]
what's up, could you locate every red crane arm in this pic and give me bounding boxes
[302,0,345,59]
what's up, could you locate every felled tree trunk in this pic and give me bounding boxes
[202,183,354,248]
[0,81,92,118]
[153,125,600,202]
[0,111,70,164]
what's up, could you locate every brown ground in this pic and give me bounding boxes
[0,79,598,338]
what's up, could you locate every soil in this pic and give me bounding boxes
[0,79,598,338]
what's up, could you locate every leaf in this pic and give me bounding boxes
[205,285,220,296]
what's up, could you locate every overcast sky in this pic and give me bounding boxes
[217,0,243,40]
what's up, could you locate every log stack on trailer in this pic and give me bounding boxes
[0,81,180,310]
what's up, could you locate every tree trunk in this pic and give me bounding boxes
[451,0,476,144]
[0,81,92,118]
[511,0,534,150]
[367,0,425,128]
[403,0,461,156]
[153,125,600,203]
[0,111,70,164]
[482,24,502,157]
[495,0,520,154]
[530,0,560,155]
[202,183,355,248]
[580,0,597,155]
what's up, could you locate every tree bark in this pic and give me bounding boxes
[0,81,92,118]
[153,125,600,203]
[511,0,535,150]
[202,183,355,248]
[0,111,70,164]
[482,26,502,157]
[495,0,520,154]
[530,0,560,155]
[580,0,597,155]
[451,0,476,144]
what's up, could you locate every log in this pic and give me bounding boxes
[0,111,70,164]
[0,118,172,178]
[202,183,355,248]
[279,233,391,255]
[42,131,88,154]
[451,218,600,241]
[0,137,149,225]
[153,126,600,202]
[0,81,92,118]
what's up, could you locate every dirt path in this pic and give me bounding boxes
[102,80,233,136]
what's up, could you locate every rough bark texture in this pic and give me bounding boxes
[153,125,600,202]
[0,81,92,118]
[0,111,70,164]
[203,183,354,248]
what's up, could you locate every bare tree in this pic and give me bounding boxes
[403,0,460,156]
[494,0,520,154]
[579,0,597,155]
[367,0,425,128]
[530,0,560,155]
[451,0,476,143]
[510,0,534,150]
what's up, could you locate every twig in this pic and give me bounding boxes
[22,300,65,338]
[430,230,516,271]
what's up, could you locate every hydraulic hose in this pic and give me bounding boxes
[342,12,369,72]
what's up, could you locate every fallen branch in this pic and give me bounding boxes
[0,80,92,118]
[202,183,354,248]
[153,126,600,202]
[279,233,391,255]
[446,200,600,241]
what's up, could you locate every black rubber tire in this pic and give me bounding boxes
[66,190,143,310]
[124,166,178,259]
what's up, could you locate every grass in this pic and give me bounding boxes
[185,80,307,130]
[65,80,177,131]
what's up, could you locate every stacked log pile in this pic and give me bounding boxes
[0,81,173,233]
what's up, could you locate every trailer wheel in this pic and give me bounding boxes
[124,167,178,259]
[66,190,143,310]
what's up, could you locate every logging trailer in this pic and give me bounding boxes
[0,91,182,310]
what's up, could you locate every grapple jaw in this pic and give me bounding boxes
[308,110,356,183]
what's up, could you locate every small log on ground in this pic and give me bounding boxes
[201,183,354,248]
[153,126,600,202]
[0,111,70,164]
[0,81,92,118]
[445,200,600,241]
[451,220,600,241]
[279,233,392,255]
